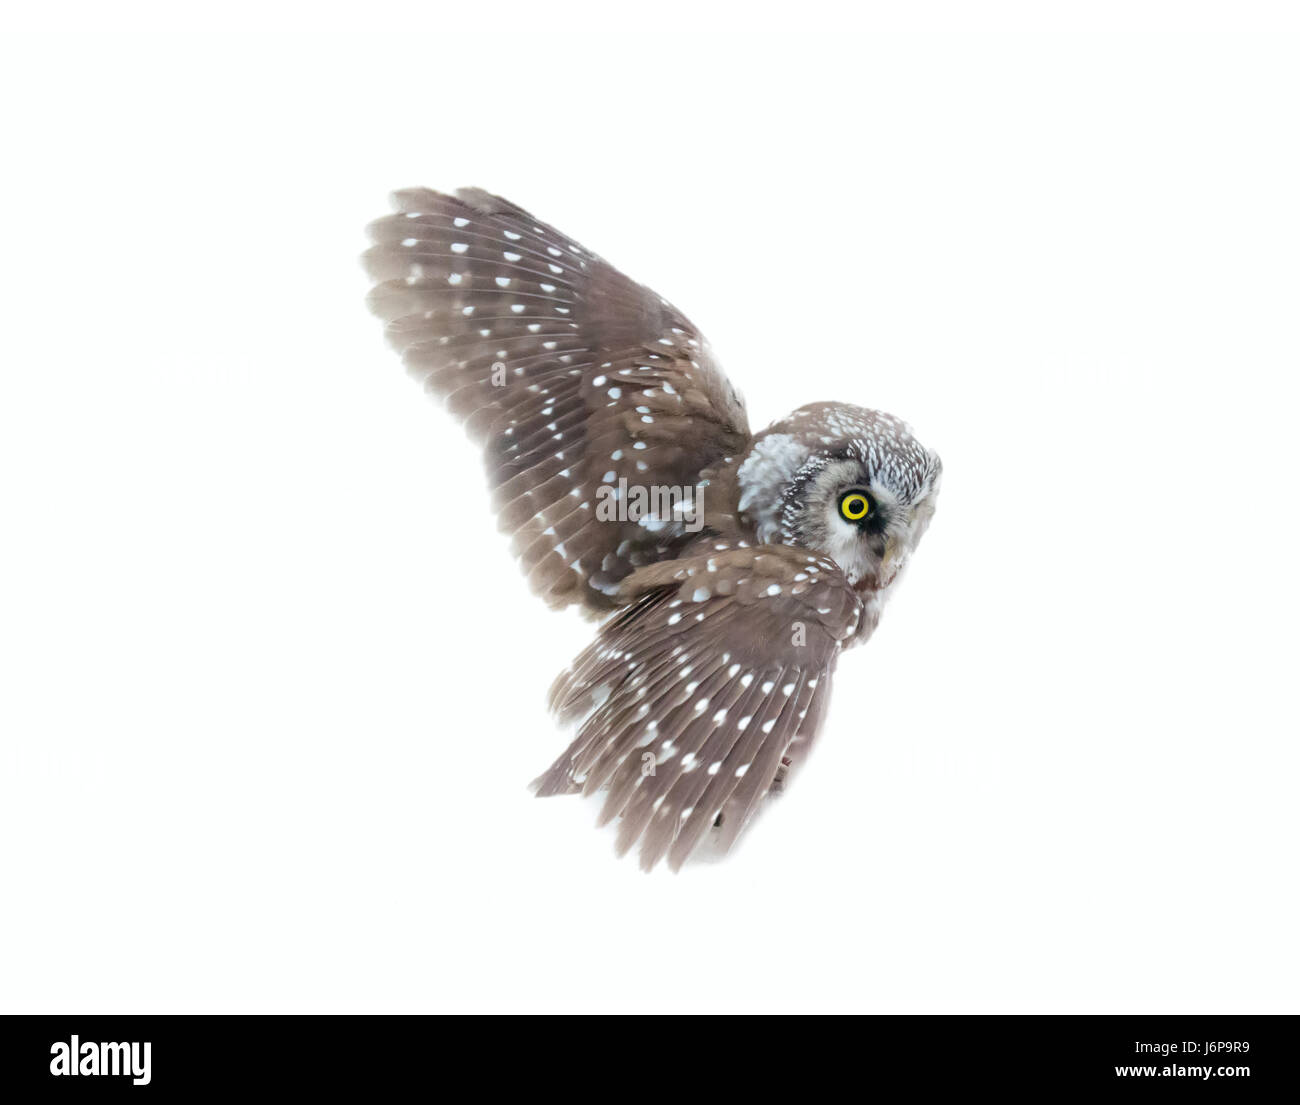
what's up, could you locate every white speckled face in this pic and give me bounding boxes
[738,402,941,593]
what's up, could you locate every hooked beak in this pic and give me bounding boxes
[879,537,904,587]
[852,537,904,595]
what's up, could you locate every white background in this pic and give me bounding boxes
[2,5,1298,1013]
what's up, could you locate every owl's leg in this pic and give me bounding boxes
[769,755,795,795]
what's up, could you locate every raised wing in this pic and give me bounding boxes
[364,188,750,612]
[537,542,865,869]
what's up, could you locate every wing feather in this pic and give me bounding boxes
[536,542,864,869]
[364,187,750,613]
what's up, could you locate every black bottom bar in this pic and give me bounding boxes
[1,1014,1293,1093]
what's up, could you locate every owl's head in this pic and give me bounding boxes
[736,402,942,593]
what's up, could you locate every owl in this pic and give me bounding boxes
[364,188,941,870]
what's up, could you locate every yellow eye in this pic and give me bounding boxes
[839,491,872,522]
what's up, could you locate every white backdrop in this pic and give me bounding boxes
[2,7,1298,1013]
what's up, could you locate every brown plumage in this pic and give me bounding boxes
[364,188,941,869]
[366,187,749,611]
